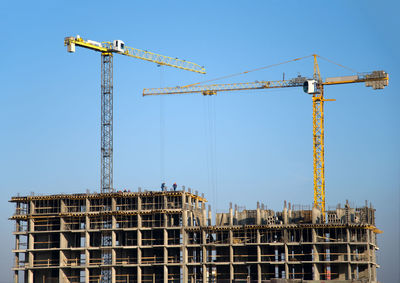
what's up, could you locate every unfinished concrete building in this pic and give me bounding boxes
[10,189,381,283]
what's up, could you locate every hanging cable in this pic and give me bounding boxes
[181,55,314,88]
[316,55,359,74]
[158,65,165,184]
[202,98,211,201]
[210,96,218,213]
[203,96,218,213]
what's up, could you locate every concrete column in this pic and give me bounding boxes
[182,227,188,283]
[138,230,142,247]
[182,263,188,283]
[112,246,116,265]
[29,216,34,233]
[208,205,212,226]
[85,198,90,212]
[60,216,65,231]
[183,208,188,227]
[111,224,116,247]
[85,230,90,275]
[27,241,34,282]
[83,267,89,283]
[60,232,67,249]
[313,263,320,280]
[29,200,35,215]
[284,244,289,279]
[137,214,142,229]
[15,233,20,250]
[164,228,168,246]
[59,249,66,270]
[346,228,351,279]
[163,239,168,283]
[163,212,168,228]
[234,205,238,225]
[28,233,34,250]
[111,267,116,283]
[202,206,207,227]
[312,228,320,280]
[188,194,192,210]
[311,228,317,243]
[60,199,66,213]
[181,192,186,211]
[312,206,320,224]
[283,201,288,224]
[229,229,234,282]
[137,225,142,282]
[202,264,207,283]
[58,268,65,283]
[137,266,142,283]
[163,194,167,210]
[27,269,33,283]
[13,268,18,283]
[85,230,90,248]
[195,191,199,210]
[256,201,261,225]
[111,197,116,210]
[371,230,377,282]
[366,229,372,282]
[163,265,168,283]
[347,244,352,279]
[189,210,193,226]
[137,195,142,211]
[201,229,207,282]
[229,203,233,226]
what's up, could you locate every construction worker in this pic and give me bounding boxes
[173,182,177,191]
[161,182,166,191]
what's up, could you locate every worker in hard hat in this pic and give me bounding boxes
[161,182,166,191]
[173,182,177,191]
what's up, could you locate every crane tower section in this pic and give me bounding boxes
[65,35,205,193]
[101,53,113,192]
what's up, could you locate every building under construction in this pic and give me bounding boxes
[10,189,381,283]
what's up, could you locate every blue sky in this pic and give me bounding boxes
[1,0,399,282]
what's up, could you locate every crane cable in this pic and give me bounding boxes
[203,95,218,213]
[158,65,165,183]
[181,54,358,88]
[316,55,359,74]
[181,55,314,88]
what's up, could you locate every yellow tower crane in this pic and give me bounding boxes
[142,54,388,217]
[64,35,205,193]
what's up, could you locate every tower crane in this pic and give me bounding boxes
[64,35,206,193]
[142,54,388,217]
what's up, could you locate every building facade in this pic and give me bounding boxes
[10,189,380,283]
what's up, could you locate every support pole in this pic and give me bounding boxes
[101,53,113,193]
[312,86,325,217]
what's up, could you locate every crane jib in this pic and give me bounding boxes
[143,79,306,96]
